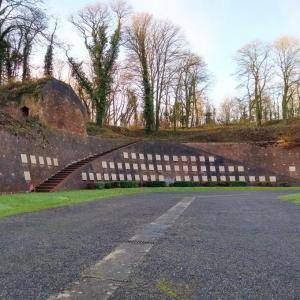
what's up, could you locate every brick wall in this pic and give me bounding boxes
[59,140,296,191]
[2,135,300,193]
[187,143,300,183]
[0,130,129,193]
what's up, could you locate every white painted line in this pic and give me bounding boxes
[49,197,195,300]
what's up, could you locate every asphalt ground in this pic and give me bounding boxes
[0,191,299,299]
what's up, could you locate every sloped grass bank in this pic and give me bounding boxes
[1,187,300,218]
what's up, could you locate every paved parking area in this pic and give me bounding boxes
[0,191,299,299]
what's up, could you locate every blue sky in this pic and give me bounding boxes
[46,0,300,104]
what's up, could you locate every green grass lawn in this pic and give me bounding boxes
[280,193,300,204]
[1,186,300,218]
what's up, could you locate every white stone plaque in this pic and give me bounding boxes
[220,176,227,182]
[38,156,45,165]
[249,176,256,182]
[30,155,37,164]
[238,166,244,172]
[150,175,156,181]
[46,157,52,166]
[21,154,28,164]
[239,176,246,182]
[202,176,208,182]
[229,176,236,182]
[259,176,266,182]
[176,176,182,181]
[228,166,235,172]
[211,176,217,182]
[81,173,87,181]
[24,171,31,181]
[289,166,296,172]
[219,166,225,172]
[210,166,216,172]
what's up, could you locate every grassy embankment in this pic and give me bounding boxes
[1,186,300,218]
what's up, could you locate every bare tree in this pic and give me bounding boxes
[18,5,47,82]
[0,0,44,84]
[150,20,182,131]
[171,51,209,128]
[273,36,300,121]
[234,41,272,126]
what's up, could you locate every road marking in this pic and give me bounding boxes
[49,197,195,300]
[197,193,251,198]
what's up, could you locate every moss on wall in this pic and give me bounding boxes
[0,78,48,107]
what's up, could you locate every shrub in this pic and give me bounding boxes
[228,181,247,187]
[143,181,166,187]
[95,182,106,189]
[278,182,290,187]
[104,182,114,189]
[255,182,273,187]
[218,181,230,187]
[119,181,139,188]
[171,181,197,187]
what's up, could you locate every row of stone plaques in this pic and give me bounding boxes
[100,161,245,173]
[82,172,277,183]
[21,154,59,167]
[123,152,216,162]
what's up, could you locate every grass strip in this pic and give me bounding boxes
[1,186,300,218]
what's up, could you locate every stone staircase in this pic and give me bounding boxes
[35,141,137,192]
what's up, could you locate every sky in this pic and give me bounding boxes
[46,0,300,105]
